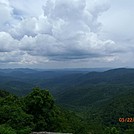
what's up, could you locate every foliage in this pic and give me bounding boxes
[0,90,10,98]
[0,124,16,134]
[1,67,134,134]
[0,94,33,134]
[104,127,119,134]
[0,88,88,133]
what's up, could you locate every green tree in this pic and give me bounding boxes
[124,129,134,134]
[0,94,33,134]
[0,124,16,134]
[24,87,64,131]
[0,88,89,133]
[104,127,119,134]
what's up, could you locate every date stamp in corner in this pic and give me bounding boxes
[119,118,134,123]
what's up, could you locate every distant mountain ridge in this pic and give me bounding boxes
[0,67,134,96]
[1,67,134,133]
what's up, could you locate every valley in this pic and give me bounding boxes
[0,68,134,134]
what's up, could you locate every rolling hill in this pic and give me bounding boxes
[1,68,134,133]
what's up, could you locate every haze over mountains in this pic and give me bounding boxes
[0,68,109,95]
[0,67,133,96]
[0,67,134,105]
[1,67,134,133]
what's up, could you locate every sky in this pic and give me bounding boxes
[0,0,134,69]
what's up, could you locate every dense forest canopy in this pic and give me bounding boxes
[0,88,88,134]
[1,68,134,134]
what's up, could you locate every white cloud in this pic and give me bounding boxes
[9,0,44,17]
[9,17,37,39]
[0,0,130,67]
[99,0,134,42]
[0,0,13,30]
[0,32,18,52]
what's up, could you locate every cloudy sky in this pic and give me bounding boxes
[0,0,133,68]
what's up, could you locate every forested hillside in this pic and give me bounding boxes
[0,88,88,134]
[1,68,134,133]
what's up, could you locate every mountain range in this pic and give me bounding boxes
[1,68,134,133]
